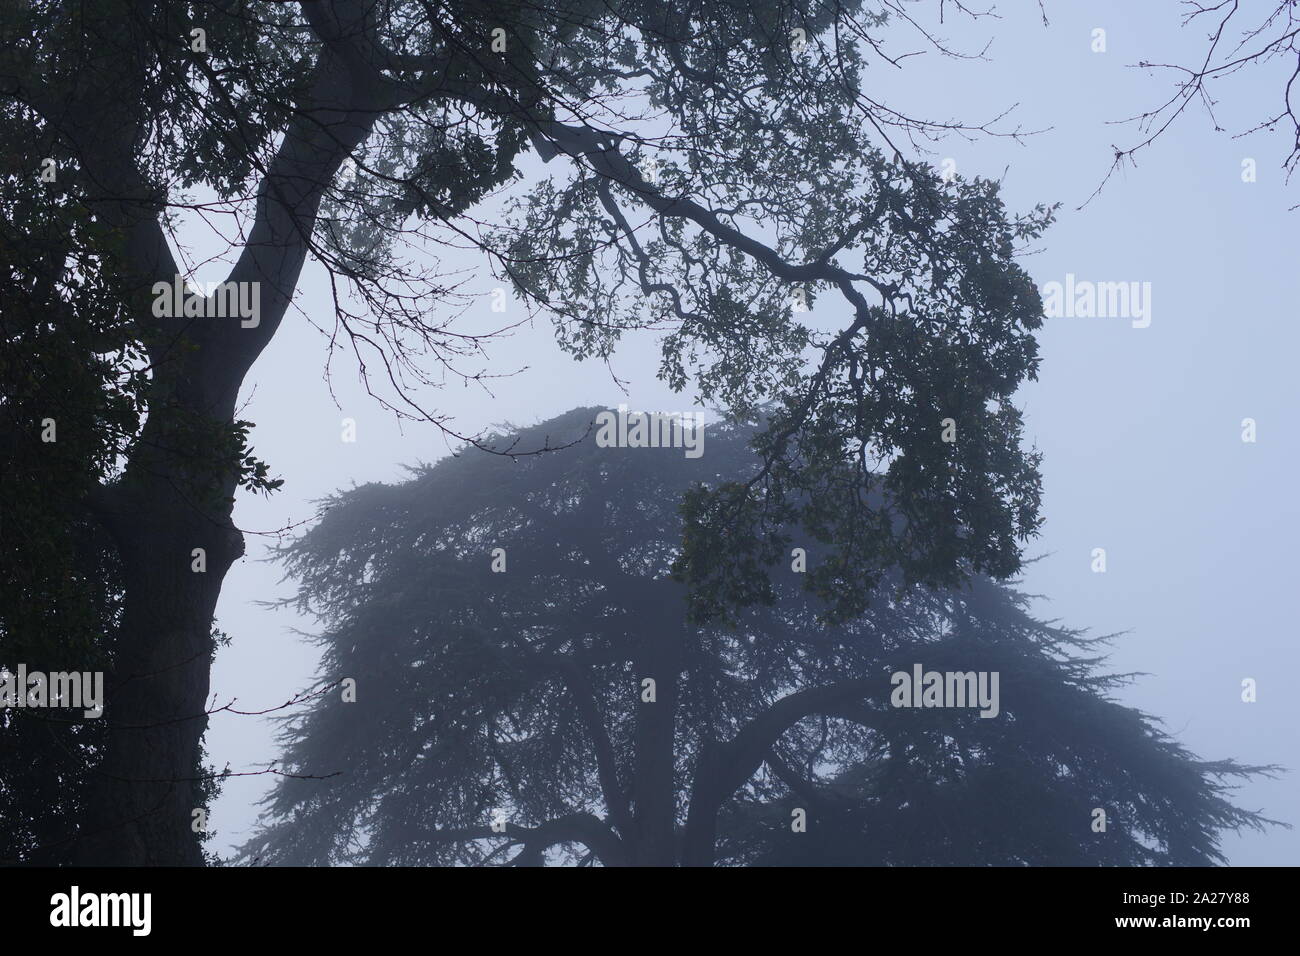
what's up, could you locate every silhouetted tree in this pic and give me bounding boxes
[241,409,1277,866]
[0,0,1054,863]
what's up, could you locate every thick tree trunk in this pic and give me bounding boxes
[67,31,386,862]
[629,597,684,865]
[75,478,241,865]
[74,334,247,866]
[681,738,726,867]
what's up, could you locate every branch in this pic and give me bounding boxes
[681,676,889,866]
[425,813,628,867]
[213,2,396,387]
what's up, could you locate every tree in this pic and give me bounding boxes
[0,119,232,863]
[239,409,1278,867]
[0,0,1055,864]
[1100,0,1300,205]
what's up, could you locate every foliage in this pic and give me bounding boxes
[240,410,1277,866]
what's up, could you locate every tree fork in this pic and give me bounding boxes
[67,26,389,862]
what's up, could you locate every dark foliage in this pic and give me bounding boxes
[242,409,1278,866]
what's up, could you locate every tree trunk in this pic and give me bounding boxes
[629,599,684,865]
[681,739,724,867]
[68,33,386,862]
[75,476,242,865]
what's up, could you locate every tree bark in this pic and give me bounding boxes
[629,592,685,865]
[75,477,241,865]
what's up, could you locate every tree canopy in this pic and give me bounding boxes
[0,0,1062,863]
[240,409,1276,867]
